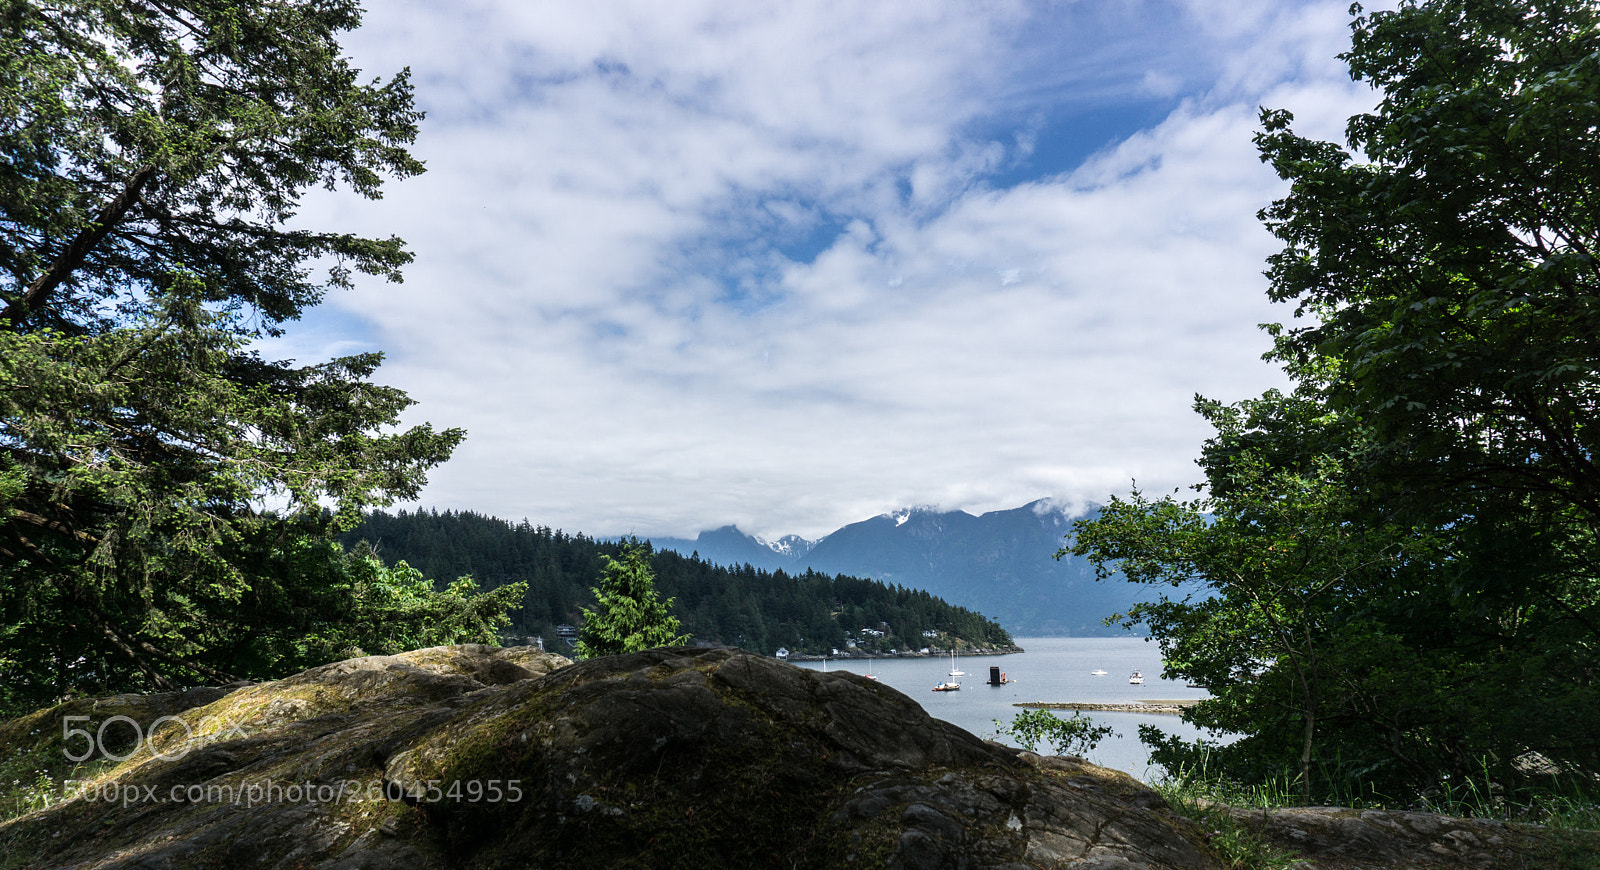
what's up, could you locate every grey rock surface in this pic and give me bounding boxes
[2,645,1225,869]
[1225,805,1561,870]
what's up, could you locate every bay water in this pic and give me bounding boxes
[793,636,1224,781]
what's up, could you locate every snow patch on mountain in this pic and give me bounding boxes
[646,499,1140,635]
[889,505,944,526]
[756,534,817,558]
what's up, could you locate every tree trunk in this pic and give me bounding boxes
[1,165,157,329]
[1300,701,1316,804]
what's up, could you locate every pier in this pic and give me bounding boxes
[1014,700,1200,716]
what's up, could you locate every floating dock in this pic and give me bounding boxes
[1014,700,1200,715]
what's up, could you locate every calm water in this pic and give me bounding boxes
[793,636,1224,781]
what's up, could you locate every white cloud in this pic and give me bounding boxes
[277,0,1379,540]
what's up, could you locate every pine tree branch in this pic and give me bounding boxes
[1,165,158,329]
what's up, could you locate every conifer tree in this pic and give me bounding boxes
[573,541,687,658]
[0,0,485,708]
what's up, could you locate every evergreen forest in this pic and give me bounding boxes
[340,509,1016,657]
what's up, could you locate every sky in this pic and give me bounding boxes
[275,0,1383,541]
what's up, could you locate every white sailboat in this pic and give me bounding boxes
[948,650,965,677]
[1090,668,1108,676]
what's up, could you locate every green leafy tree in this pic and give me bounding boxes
[1068,0,1600,802]
[995,709,1116,758]
[170,536,528,682]
[0,0,475,709]
[1250,0,1600,790]
[1257,0,1600,526]
[574,541,688,658]
[1071,394,1422,800]
[310,549,528,661]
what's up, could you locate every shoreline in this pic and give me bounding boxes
[1016,700,1200,716]
[785,647,1024,662]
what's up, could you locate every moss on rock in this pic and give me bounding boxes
[3,645,1229,870]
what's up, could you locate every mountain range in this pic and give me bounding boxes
[647,500,1160,636]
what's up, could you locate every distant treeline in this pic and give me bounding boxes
[341,510,1015,656]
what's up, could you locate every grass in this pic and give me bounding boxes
[2,767,57,821]
[1148,770,1304,870]
[1415,764,1600,831]
[1147,753,1600,870]
[1151,749,1600,827]
[0,742,121,825]
[1160,798,1302,870]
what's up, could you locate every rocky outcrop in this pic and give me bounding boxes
[1223,804,1600,870]
[2,645,1222,869]
[10,646,1591,869]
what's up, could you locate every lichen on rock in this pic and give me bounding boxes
[2,644,1227,869]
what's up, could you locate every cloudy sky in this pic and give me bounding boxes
[279,0,1381,541]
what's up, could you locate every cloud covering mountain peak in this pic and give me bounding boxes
[649,499,1155,635]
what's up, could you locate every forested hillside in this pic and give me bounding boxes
[652,501,1152,636]
[341,510,1016,656]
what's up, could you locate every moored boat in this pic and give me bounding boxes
[1129,669,1144,685]
[932,681,961,692]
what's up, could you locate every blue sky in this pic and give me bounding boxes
[278,0,1382,539]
